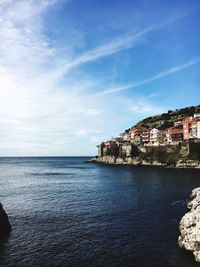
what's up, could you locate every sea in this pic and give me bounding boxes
[0,157,200,267]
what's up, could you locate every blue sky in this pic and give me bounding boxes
[0,0,199,156]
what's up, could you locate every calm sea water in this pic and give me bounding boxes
[0,157,200,267]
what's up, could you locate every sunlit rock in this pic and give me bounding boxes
[179,188,200,262]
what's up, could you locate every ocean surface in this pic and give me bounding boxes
[0,157,200,267]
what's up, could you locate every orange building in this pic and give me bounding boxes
[182,117,197,141]
[162,125,183,144]
[129,128,142,142]
[141,129,150,144]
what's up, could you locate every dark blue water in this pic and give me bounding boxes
[0,157,200,267]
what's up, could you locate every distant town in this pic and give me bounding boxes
[97,108,200,159]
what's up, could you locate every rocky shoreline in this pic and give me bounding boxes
[89,156,200,168]
[179,188,200,262]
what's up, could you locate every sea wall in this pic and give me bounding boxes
[179,188,200,262]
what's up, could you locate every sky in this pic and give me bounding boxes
[0,0,200,156]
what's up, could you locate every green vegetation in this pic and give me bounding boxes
[166,153,178,165]
[159,121,174,130]
[181,142,188,148]
[134,105,200,130]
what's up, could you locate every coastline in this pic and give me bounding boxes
[88,156,200,169]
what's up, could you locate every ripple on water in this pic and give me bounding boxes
[0,157,200,267]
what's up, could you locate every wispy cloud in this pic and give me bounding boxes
[0,0,199,156]
[128,100,165,115]
[61,9,195,73]
[97,59,200,96]
[0,0,13,5]
[0,0,127,155]
[66,27,153,68]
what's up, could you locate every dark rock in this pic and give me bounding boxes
[0,203,11,240]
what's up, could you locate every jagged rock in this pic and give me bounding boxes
[89,156,200,168]
[116,157,125,164]
[0,203,11,240]
[176,160,200,168]
[178,188,200,262]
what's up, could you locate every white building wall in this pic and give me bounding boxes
[150,128,161,145]
[197,121,200,139]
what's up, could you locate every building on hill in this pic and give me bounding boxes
[197,121,200,140]
[170,125,183,143]
[129,128,141,141]
[129,128,143,144]
[183,117,198,142]
[162,128,172,144]
[141,129,150,144]
[162,125,183,144]
[194,114,200,140]
[174,120,182,127]
[97,143,104,157]
[149,128,162,146]
[194,114,200,120]
[97,111,200,158]
[98,140,119,157]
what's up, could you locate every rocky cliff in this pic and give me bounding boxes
[179,188,200,262]
[89,156,200,168]
[0,203,12,240]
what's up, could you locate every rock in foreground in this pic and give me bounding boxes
[0,203,11,240]
[178,188,200,262]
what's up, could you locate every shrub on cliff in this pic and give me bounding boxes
[166,153,178,165]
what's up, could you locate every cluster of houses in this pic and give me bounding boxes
[98,114,200,158]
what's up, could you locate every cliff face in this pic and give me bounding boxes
[179,188,200,262]
[91,143,200,168]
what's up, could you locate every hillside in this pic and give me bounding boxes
[91,104,200,168]
[133,105,200,130]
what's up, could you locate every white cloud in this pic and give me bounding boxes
[0,0,13,5]
[0,0,96,155]
[0,0,196,156]
[128,101,164,115]
[59,10,194,74]
[66,27,153,69]
[97,59,200,96]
